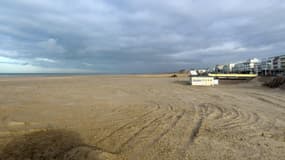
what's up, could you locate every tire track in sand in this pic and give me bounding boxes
[113,113,171,153]
[128,109,186,159]
[95,105,160,144]
[95,109,169,154]
[186,103,209,146]
[252,95,285,109]
[147,110,186,146]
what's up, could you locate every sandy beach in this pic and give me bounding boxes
[0,75,284,160]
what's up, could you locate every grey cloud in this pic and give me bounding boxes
[0,62,29,66]
[0,0,285,73]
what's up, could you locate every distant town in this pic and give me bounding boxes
[213,54,285,76]
[182,54,285,76]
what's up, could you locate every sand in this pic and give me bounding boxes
[0,75,284,160]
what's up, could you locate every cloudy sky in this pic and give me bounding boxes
[0,0,285,73]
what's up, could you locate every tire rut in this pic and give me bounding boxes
[96,110,168,154]
[95,107,159,144]
[148,110,186,146]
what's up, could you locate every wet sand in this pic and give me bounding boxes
[0,75,284,160]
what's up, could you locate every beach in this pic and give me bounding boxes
[0,75,284,160]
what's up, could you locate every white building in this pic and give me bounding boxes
[260,55,285,75]
[272,55,285,75]
[232,58,260,74]
[215,64,225,73]
[280,55,285,70]
[197,69,207,74]
[212,55,284,75]
[232,62,245,73]
[223,63,235,73]
[261,57,273,75]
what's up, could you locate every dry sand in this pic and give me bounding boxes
[0,75,284,160]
